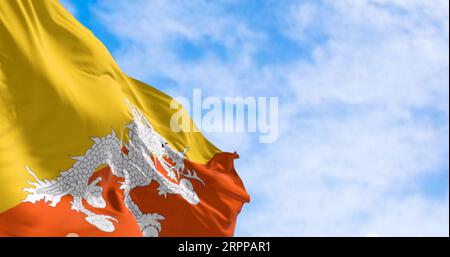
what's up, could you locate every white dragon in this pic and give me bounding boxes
[22,101,204,237]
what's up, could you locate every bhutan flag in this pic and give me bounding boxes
[0,0,249,237]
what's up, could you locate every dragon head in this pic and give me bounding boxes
[125,101,203,205]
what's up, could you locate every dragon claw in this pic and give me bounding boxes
[83,177,106,208]
[138,213,165,237]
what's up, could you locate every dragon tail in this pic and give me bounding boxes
[22,166,64,207]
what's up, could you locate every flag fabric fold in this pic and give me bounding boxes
[0,0,249,237]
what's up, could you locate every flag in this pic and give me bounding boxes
[0,0,249,237]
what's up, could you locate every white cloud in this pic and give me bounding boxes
[91,0,449,236]
[92,0,267,97]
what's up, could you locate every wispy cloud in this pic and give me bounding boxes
[84,0,448,236]
[59,0,76,15]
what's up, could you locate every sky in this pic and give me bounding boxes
[60,0,449,236]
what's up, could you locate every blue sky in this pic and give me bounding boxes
[61,0,449,236]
